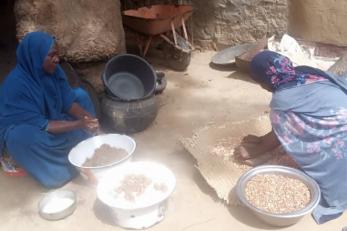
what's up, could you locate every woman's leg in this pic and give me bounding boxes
[72,87,96,117]
[5,124,79,188]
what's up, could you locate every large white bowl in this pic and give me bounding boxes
[68,134,136,182]
[97,161,176,229]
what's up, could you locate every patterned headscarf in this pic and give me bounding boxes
[250,51,327,91]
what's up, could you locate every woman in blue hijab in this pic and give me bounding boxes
[0,31,99,188]
[235,50,347,224]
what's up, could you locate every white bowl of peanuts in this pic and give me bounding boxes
[236,165,320,227]
[96,161,176,229]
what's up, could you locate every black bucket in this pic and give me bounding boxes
[102,54,156,101]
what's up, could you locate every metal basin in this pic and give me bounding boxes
[211,43,253,65]
[122,5,193,36]
[236,165,321,227]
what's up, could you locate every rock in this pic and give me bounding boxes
[73,62,106,95]
[15,0,126,63]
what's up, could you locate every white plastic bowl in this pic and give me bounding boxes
[97,161,176,229]
[68,134,136,183]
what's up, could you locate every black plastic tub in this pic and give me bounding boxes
[102,54,156,101]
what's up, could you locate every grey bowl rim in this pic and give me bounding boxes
[236,165,321,219]
[38,190,77,221]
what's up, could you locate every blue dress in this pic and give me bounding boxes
[0,32,95,188]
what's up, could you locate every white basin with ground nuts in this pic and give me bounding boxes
[68,134,136,183]
[97,161,176,229]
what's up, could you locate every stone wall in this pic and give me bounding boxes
[121,0,288,49]
[193,0,287,48]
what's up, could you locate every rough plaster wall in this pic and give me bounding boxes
[288,0,347,47]
[193,0,287,48]
[15,0,126,63]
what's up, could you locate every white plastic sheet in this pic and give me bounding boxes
[268,34,338,71]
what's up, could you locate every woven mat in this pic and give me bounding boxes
[181,115,296,206]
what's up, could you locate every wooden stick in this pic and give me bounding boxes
[171,21,178,46]
[160,34,176,47]
[136,35,143,56]
[143,36,153,57]
[182,18,188,41]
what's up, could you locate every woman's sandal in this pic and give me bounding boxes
[0,154,27,177]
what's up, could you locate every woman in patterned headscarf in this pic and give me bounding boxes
[236,50,347,224]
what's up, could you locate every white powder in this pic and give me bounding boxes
[42,197,74,214]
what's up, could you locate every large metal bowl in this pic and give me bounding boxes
[236,165,321,227]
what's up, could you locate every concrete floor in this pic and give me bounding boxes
[1,52,346,231]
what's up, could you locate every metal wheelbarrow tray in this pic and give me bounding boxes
[123,4,193,36]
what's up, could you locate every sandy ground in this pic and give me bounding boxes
[1,51,346,231]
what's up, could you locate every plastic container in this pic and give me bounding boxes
[102,54,156,101]
[97,162,176,229]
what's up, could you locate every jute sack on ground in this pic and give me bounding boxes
[181,115,297,205]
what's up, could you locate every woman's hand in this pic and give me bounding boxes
[234,134,263,160]
[234,139,264,161]
[242,134,262,144]
[234,131,281,165]
[68,102,99,132]
[80,116,99,132]
[47,117,99,134]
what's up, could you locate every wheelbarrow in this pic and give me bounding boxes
[122,4,193,60]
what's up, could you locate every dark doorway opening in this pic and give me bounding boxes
[0,0,17,82]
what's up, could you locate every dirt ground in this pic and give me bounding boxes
[1,51,346,231]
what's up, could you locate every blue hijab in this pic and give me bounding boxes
[0,31,75,154]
